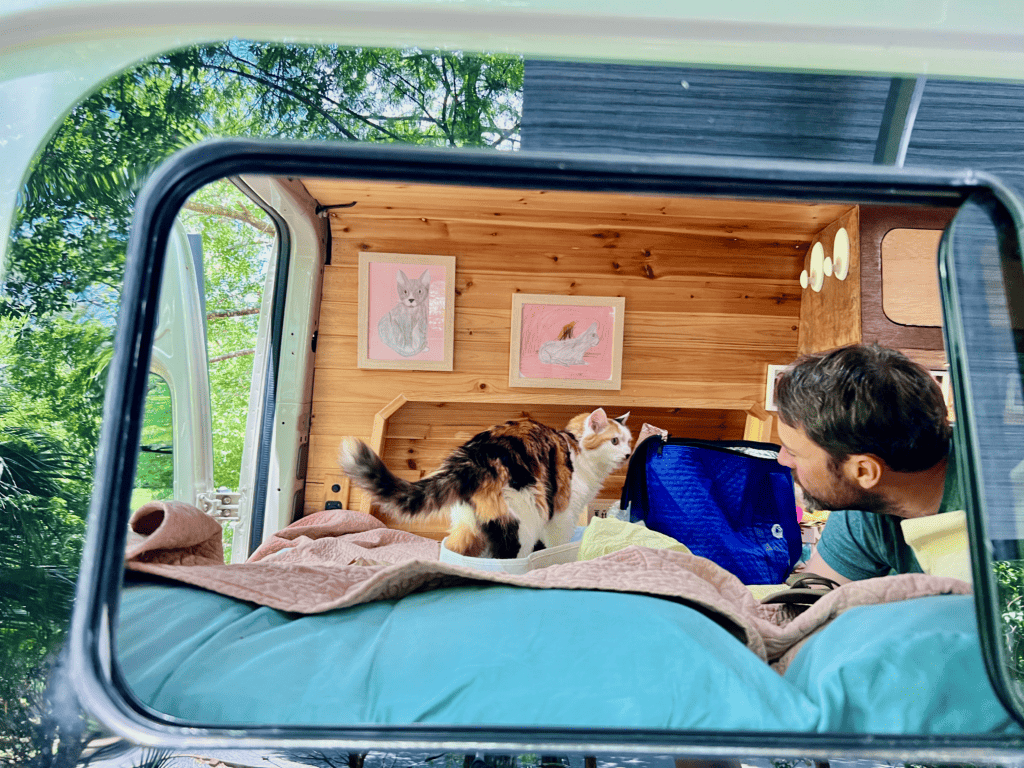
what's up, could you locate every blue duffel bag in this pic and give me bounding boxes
[620,436,801,585]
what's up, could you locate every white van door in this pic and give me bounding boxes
[140,220,219,515]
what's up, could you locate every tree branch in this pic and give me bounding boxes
[389,69,442,132]
[198,60,361,140]
[216,50,407,142]
[438,58,456,144]
[183,201,276,235]
[488,121,521,147]
[207,308,259,320]
[209,348,256,364]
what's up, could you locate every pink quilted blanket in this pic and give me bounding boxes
[124,501,972,671]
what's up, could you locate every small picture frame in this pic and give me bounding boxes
[509,294,625,390]
[357,252,456,370]
[764,364,790,411]
[930,369,955,422]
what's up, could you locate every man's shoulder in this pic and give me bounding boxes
[825,508,899,534]
[817,509,904,581]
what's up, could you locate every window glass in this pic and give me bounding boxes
[132,373,174,509]
[881,228,944,326]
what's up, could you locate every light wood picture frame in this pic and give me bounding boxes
[509,294,625,389]
[764,364,790,411]
[357,252,456,370]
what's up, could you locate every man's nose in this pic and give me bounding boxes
[777,447,795,468]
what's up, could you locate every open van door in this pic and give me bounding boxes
[140,220,216,511]
[226,176,326,562]
[142,180,321,562]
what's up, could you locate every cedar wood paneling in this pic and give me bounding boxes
[299,177,852,537]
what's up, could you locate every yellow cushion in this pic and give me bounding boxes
[748,583,789,600]
[578,516,691,560]
[900,509,971,584]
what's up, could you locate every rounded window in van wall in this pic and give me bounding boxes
[881,227,945,326]
[94,133,1024,754]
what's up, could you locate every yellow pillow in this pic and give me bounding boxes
[748,583,790,600]
[578,516,690,560]
[900,510,972,584]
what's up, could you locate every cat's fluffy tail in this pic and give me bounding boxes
[337,437,437,518]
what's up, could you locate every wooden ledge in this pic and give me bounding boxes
[338,393,773,513]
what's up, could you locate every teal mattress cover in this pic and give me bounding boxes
[118,582,1019,734]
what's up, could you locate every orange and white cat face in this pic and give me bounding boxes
[569,408,632,467]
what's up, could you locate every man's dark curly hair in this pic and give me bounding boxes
[774,343,951,472]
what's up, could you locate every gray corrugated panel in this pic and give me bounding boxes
[904,78,1024,193]
[521,60,891,162]
[522,61,1024,203]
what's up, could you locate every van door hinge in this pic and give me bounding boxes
[197,487,242,523]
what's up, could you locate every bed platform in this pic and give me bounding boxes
[116,504,1008,735]
[119,577,1012,734]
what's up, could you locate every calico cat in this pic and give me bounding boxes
[538,321,600,366]
[377,268,430,357]
[338,408,631,559]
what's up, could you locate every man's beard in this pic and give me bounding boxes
[798,462,895,516]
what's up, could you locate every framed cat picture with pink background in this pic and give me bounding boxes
[509,294,625,389]
[357,252,456,370]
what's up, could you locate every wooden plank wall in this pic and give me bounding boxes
[300,178,850,537]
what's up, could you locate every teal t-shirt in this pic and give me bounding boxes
[815,446,963,581]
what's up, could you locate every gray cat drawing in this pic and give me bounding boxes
[377,269,430,357]
[538,320,600,366]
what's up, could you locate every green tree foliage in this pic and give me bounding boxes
[0,40,523,760]
[5,43,521,323]
[0,411,86,763]
[995,560,1024,683]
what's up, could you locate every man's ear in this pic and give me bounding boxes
[844,454,884,489]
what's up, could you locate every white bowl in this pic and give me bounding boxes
[438,538,581,575]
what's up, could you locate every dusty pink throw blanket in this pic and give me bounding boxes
[125,501,972,671]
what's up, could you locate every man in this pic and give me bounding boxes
[773,343,961,584]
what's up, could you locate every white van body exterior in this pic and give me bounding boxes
[3,1,1024,272]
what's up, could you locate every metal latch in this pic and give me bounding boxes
[196,487,241,523]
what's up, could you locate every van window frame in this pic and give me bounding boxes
[71,138,1024,760]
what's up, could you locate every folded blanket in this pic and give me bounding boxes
[124,500,972,670]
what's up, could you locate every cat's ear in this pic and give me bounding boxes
[397,269,410,287]
[614,411,630,425]
[417,269,431,286]
[585,408,609,434]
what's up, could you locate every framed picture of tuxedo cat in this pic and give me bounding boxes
[509,294,625,389]
[357,252,456,370]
